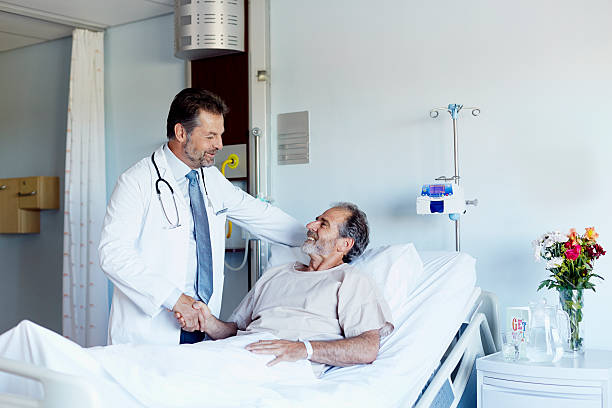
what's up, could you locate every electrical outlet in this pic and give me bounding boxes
[214,144,247,178]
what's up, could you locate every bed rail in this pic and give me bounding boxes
[0,357,101,408]
[476,290,501,351]
[414,290,500,408]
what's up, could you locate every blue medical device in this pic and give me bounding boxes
[417,183,465,217]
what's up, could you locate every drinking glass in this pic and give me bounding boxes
[502,331,521,362]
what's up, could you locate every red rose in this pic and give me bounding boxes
[565,243,581,260]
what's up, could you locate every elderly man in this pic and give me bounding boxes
[177,202,393,374]
[0,203,393,405]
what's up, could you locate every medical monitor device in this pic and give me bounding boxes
[417,183,466,218]
[421,103,480,251]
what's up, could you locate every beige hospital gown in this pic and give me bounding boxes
[229,262,394,375]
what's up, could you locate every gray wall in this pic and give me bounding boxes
[104,14,247,319]
[0,13,250,335]
[105,14,184,196]
[0,37,71,333]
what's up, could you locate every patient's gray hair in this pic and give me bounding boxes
[333,202,369,263]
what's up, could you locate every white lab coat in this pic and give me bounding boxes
[99,145,305,345]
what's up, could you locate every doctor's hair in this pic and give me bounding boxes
[333,202,369,263]
[166,88,229,139]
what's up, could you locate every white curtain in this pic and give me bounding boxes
[62,29,108,347]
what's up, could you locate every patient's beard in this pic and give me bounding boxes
[301,237,334,257]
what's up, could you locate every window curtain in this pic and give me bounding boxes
[62,28,108,347]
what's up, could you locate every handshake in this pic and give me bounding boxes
[171,293,212,332]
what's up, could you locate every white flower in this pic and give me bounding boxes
[534,231,568,263]
[532,241,543,262]
[550,231,567,243]
[545,257,564,270]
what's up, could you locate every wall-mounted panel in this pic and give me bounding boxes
[277,111,309,165]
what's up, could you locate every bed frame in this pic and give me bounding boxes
[0,291,500,408]
[0,357,101,408]
[415,290,501,408]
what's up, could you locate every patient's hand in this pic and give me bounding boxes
[192,301,213,332]
[245,340,308,367]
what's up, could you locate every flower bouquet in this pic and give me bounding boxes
[533,228,606,353]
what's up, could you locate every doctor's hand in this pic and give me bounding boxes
[245,340,308,367]
[174,300,213,332]
[172,294,200,332]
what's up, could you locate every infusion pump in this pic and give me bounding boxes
[416,183,466,217]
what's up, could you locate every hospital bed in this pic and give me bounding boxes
[0,245,500,408]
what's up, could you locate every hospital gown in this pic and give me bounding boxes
[230,262,394,375]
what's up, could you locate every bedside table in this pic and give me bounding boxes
[477,350,612,408]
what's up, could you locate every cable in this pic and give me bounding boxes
[220,153,250,271]
[224,232,250,271]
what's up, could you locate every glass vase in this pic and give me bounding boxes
[558,288,584,354]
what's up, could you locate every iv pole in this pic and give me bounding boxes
[429,104,480,252]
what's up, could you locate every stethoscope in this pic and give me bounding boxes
[151,151,208,229]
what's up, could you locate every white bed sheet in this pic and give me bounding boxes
[302,251,479,407]
[0,251,477,408]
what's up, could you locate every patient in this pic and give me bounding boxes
[178,202,393,375]
[0,203,393,405]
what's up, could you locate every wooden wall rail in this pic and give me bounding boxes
[0,176,59,234]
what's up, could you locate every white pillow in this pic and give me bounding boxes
[350,244,424,313]
[268,243,424,314]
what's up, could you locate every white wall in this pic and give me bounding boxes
[269,0,612,348]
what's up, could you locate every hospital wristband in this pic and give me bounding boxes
[301,340,313,360]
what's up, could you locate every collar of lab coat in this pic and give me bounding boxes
[153,144,226,215]
[163,143,192,182]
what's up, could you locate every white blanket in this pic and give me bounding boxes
[0,251,477,408]
[0,322,317,408]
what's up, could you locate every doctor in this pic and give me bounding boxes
[99,88,305,345]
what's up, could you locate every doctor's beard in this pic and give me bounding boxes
[184,135,216,168]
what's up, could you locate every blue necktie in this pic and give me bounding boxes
[186,170,213,303]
